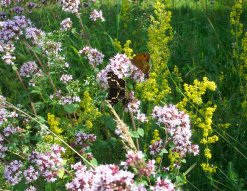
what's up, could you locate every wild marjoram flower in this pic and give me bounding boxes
[0,15,32,65]
[60,0,80,14]
[19,61,40,77]
[90,9,105,22]
[152,105,199,158]
[3,145,65,186]
[25,27,45,45]
[0,0,11,7]
[4,160,23,185]
[97,53,145,88]
[60,18,73,31]
[79,46,104,67]
[66,162,135,191]
[126,91,148,123]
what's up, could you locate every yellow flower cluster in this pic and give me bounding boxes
[151,129,160,144]
[218,123,231,129]
[113,39,123,52]
[201,163,217,174]
[123,40,134,58]
[77,91,101,129]
[230,0,243,59]
[198,105,217,137]
[113,39,134,59]
[168,151,180,170]
[47,113,63,134]
[136,73,159,102]
[136,0,172,103]
[177,78,218,173]
[204,148,212,159]
[200,135,219,144]
[182,77,216,105]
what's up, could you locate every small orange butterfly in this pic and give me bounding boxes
[131,53,151,77]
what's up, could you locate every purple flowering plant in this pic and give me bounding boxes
[0,0,225,191]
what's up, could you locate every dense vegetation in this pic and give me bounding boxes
[0,0,247,190]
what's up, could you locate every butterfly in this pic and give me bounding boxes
[131,53,151,78]
[107,71,127,106]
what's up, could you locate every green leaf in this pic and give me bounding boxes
[159,148,168,156]
[64,104,79,113]
[176,174,186,186]
[102,114,116,131]
[169,142,176,149]
[12,65,18,71]
[90,158,98,166]
[33,47,42,55]
[37,116,46,123]
[137,128,144,137]
[130,130,139,138]
[181,159,186,163]
[45,183,54,191]
[13,181,26,190]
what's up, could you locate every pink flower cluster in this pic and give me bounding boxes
[0,108,7,125]
[60,0,80,14]
[60,74,73,83]
[73,132,96,146]
[4,160,23,185]
[66,162,135,191]
[0,12,7,20]
[29,145,65,182]
[152,105,199,157]
[97,54,132,88]
[149,139,164,156]
[11,6,24,14]
[0,133,7,158]
[3,125,21,137]
[0,43,16,65]
[23,165,39,183]
[90,9,105,22]
[97,54,146,88]
[59,95,81,105]
[73,132,96,160]
[20,61,40,77]
[150,177,175,191]
[126,92,148,123]
[121,150,155,177]
[0,15,31,43]
[79,46,104,67]
[0,0,11,7]
[25,27,45,44]
[60,18,73,31]
[3,145,65,186]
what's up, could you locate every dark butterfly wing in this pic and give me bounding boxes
[107,72,126,106]
[107,88,119,105]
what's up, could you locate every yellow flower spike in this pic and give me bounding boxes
[47,113,63,135]
[85,120,93,129]
[201,163,217,173]
[230,0,243,59]
[77,91,101,128]
[113,39,123,52]
[136,0,172,103]
[123,40,134,59]
[204,148,212,159]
